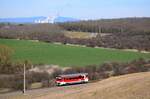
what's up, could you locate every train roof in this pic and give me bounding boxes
[57,73,88,78]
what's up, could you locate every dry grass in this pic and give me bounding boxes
[30,83,42,89]
[64,31,97,39]
[37,72,150,99]
[1,72,150,99]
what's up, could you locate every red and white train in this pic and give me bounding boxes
[56,73,88,86]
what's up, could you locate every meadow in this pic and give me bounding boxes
[0,39,149,67]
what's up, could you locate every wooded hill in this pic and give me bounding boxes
[0,17,150,51]
[58,17,150,34]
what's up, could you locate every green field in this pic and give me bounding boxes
[0,39,149,67]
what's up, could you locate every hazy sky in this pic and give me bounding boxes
[0,0,150,19]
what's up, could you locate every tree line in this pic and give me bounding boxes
[58,17,150,34]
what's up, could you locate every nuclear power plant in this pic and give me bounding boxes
[34,16,56,23]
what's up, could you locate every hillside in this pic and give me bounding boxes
[0,16,79,23]
[37,72,150,99]
[1,72,150,99]
[0,39,149,66]
[0,16,46,23]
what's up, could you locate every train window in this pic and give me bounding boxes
[56,77,62,80]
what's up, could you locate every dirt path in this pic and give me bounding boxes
[0,82,90,99]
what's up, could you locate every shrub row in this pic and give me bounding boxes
[61,58,150,80]
[1,59,150,91]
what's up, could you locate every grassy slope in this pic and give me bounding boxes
[61,72,150,99]
[0,39,150,66]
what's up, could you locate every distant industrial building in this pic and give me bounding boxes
[34,16,56,23]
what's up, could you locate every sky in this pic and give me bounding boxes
[0,0,150,19]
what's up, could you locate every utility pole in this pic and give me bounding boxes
[98,26,102,40]
[23,63,26,94]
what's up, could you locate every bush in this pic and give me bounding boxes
[0,44,13,64]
